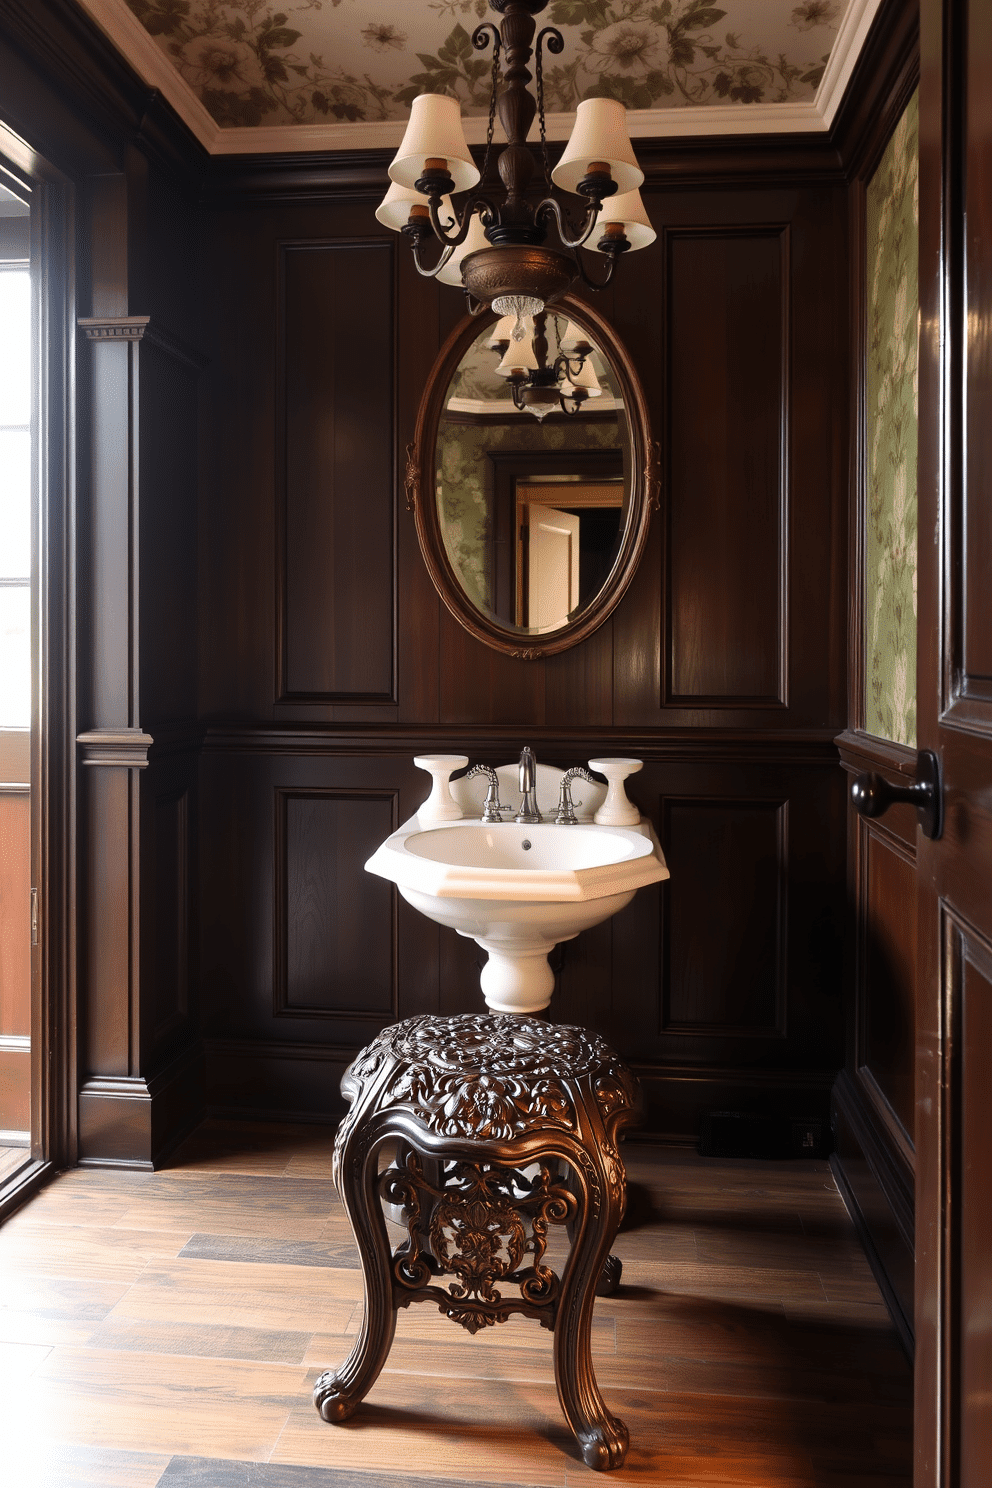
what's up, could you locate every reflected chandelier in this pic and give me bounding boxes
[375,0,655,335]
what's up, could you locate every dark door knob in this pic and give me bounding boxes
[851,748,942,840]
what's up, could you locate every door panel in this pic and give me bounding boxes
[917,2,992,1482]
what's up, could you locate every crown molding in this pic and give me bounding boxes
[815,0,885,126]
[74,0,883,159]
[71,0,220,146]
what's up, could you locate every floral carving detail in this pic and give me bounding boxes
[404,440,420,513]
[385,1155,574,1331]
[341,1014,636,1140]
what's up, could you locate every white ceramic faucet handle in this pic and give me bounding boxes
[588,757,643,827]
[414,754,469,824]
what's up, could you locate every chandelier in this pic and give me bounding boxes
[375,0,654,332]
[487,312,602,420]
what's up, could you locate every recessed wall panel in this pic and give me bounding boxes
[666,228,787,705]
[662,798,787,1035]
[862,825,917,1139]
[280,241,394,702]
[275,788,396,1017]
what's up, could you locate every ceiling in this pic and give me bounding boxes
[76,0,882,154]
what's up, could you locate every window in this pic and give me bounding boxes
[0,257,30,727]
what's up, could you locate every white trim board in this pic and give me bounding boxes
[76,0,884,158]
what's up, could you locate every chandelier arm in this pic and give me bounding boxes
[571,243,621,293]
[410,236,459,280]
[423,192,500,252]
[552,349,589,380]
[535,195,603,252]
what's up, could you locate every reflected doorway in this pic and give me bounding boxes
[515,480,624,632]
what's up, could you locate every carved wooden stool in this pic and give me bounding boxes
[313,1012,640,1471]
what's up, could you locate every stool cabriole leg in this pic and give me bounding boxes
[313,1121,397,1423]
[553,1144,629,1470]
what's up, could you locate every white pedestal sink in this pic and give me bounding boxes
[365,761,669,1014]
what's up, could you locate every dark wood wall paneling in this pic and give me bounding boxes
[828,3,920,1360]
[197,135,851,1135]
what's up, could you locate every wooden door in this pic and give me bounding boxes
[916,2,992,1482]
[524,505,580,632]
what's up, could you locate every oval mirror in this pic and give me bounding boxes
[408,296,657,658]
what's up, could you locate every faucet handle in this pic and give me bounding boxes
[588,758,643,826]
[414,754,468,824]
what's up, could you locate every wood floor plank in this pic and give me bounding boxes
[105,1256,361,1335]
[0,1442,171,1488]
[0,1347,306,1461]
[693,1228,874,1278]
[0,1222,191,1282]
[158,1460,546,1488]
[273,1371,571,1485]
[0,1274,131,1345]
[112,1174,337,1238]
[178,1233,359,1269]
[165,1120,338,1179]
[86,1316,314,1365]
[615,1257,829,1302]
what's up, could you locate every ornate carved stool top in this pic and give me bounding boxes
[318,1013,640,1471]
[337,1012,638,1150]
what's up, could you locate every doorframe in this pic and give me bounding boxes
[0,124,78,1219]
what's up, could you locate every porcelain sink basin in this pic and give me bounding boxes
[366,807,669,1015]
[379,820,664,897]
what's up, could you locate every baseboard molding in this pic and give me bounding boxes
[204,1038,354,1122]
[634,1064,837,1144]
[78,1042,205,1169]
[831,1068,914,1355]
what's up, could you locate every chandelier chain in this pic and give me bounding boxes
[535,44,551,194]
[534,28,564,196]
[475,27,502,189]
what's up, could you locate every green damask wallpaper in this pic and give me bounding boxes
[865,90,918,746]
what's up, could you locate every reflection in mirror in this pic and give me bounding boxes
[435,309,631,637]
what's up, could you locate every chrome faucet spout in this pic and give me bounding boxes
[516,747,541,824]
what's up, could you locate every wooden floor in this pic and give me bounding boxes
[0,1121,911,1487]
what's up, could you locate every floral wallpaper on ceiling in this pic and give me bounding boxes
[864,90,918,747]
[124,0,844,128]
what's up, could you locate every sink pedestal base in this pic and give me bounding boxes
[313,1013,641,1471]
[472,936,560,1013]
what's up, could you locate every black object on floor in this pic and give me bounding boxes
[699,1111,831,1160]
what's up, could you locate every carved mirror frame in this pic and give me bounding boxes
[406,295,659,659]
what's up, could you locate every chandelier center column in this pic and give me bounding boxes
[493,0,545,235]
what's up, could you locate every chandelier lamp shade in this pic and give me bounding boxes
[376,0,654,329]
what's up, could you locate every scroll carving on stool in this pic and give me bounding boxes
[313,1013,641,1471]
